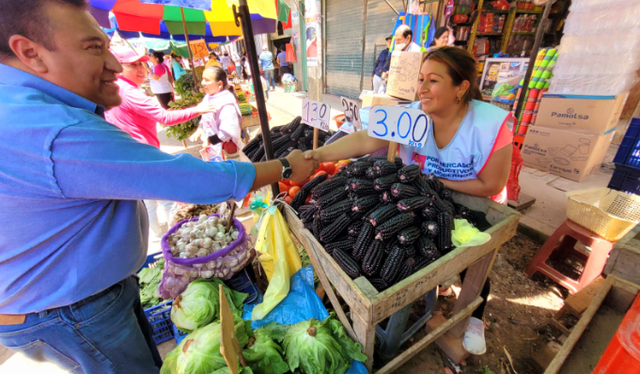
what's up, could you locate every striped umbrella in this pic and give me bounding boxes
[89,0,277,37]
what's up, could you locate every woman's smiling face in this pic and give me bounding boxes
[417,59,460,114]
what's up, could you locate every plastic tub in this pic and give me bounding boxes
[593,294,640,373]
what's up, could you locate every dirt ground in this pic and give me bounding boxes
[389,233,568,374]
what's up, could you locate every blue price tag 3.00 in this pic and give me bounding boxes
[367,106,431,147]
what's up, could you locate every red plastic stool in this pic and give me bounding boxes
[525,219,615,294]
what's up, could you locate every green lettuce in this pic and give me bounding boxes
[161,314,250,374]
[171,279,248,332]
[242,323,290,374]
[283,314,367,374]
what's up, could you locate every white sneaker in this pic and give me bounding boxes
[462,317,487,355]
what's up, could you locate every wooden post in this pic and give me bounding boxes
[180,7,200,92]
[313,128,319,150]
[387,142,398,162]
[219,284,246,374]
[225,201,238,232]
[181,139,189,151]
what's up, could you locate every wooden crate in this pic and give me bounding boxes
[283,192,520,373]
[545,275,640,374]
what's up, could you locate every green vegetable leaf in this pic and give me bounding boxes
[243,330,289,374]
[326,313,367,362]
[259,322,290,343]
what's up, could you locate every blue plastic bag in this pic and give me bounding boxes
[243,267,368,373]
[243,266,328,329]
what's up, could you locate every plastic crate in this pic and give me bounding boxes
[172,265,263,344]
[609,164,640,195]
[613,118,640,167]
[139,252,176,345]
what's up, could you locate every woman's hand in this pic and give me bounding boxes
[303,149,323,163]
[189,128,204,143]
[195,100,217,114]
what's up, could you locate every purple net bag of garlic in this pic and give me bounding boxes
[158,214,254,299]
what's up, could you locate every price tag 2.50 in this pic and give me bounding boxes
[368,106,431,147]
[302,98,331,132]
[340,97,362,131]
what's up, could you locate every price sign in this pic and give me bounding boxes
[301,98,331,132]
[368,106,431,147]
[340,97,362,131]
[189,39,209,59]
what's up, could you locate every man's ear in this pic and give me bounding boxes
[9,35,49,74]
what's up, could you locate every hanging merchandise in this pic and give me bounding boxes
[251,200,303,320]
[286,43,297,63]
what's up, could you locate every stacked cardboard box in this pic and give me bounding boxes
[521,93,628,181]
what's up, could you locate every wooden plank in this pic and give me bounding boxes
[219,284,245,374]
[565,276,606,314]
[545,277,615,374]
[530,341,563,373]
[508,192,536,211]
[352,309,376,373]
[375,297,483,374]
[371,213,518,323]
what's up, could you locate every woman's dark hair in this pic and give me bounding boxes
[429,27,449,47]
[152,51,164,63]
[424,46,483,103]
[204,66,237,99]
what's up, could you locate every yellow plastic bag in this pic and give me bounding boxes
[451,219,491,248]
[251,204,302,320]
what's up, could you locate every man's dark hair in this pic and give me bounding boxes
[0,0,88,60]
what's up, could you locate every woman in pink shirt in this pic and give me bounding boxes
[106,47,215,241]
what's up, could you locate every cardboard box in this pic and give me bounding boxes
[535,93,628,135]
[361,93,410,108]
[521,126,615,182]
[386,51,427,101]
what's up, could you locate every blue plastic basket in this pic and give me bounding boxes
[139,252,176,345]
[613,118,640,167]
[608,163,640,195]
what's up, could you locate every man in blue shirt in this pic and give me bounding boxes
[0,1,316,372]
[372,35,392,94]
[259,45,276,91]
[277,46,290,80]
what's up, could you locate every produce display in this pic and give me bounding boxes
[167,214,240,260]
[242,116,333,162]
[171,203,220,225]
[243,324,290,374]
[170,278,247,333]
[295,156,477,292]
[139,259,164,309]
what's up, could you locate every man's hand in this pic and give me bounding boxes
[195,100,217,114]
[286,150,318,183]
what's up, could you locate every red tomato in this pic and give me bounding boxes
[284,196,293,204]
[316,163,325,172]
[278,181,289,192]
[288,186,301,198]
[313,170,328,179]
[289,179,309,187]
[321,162,336,175]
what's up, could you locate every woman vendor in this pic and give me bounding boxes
[190,66,244,155]
[304,47,515,355]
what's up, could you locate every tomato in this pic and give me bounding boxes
[316,163,325,172]
[289,179,309,187]
[284,196,293,204]
[336,160,350,172]
[313,170,328,179]
[278,181,289,192]
[321,162,335,175]
[288,186,301,198]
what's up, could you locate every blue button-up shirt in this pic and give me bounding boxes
[373,49,391,77]
[0,64,256,314]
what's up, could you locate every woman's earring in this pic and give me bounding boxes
[456,97,461,105]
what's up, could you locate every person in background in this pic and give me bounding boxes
[241,53,249,80]
[190,66,244,156]
[259,45,276,91]
[393,24,422,52]
[304,47,514,356]
[277,46,290,81]
[147,49,174,109]
[232,50,243,80]
[0,1,318,372]
[171,53,187,80]
[106,47,216,242]
[220,51,231,71]
[428,26,452,50]
[372,35,392,94]
[206,51,221,69]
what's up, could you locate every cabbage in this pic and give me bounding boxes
[242,323,290,374]
[171,279,248,332]
[161,314,251,374]
[283,314,367,374]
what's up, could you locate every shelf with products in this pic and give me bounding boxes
[516,9,543,14]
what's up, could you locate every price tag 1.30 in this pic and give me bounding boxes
[368,106,432,147]
[302,98,331,132]
[340,97,362,131]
